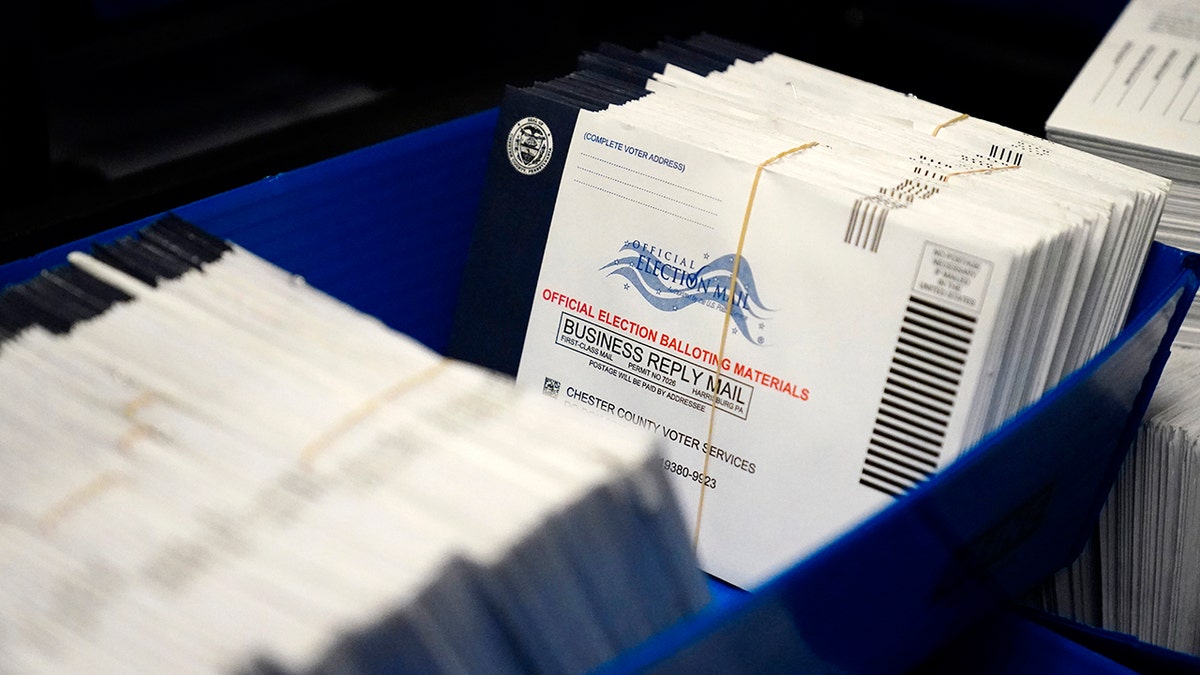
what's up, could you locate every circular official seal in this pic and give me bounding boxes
[506,116,553,175]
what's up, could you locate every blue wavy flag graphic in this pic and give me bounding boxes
[600,242,773,344]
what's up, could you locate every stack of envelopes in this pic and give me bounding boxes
[0,216,710,674]
[450,33,1172,591]
[1039,345,1200,657]
[1046,0,1200,348]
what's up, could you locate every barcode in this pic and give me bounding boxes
[859,295,977,496]
[844,197,889,252]
[988,144,1024,166]
[847,167,943,252]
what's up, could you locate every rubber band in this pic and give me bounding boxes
[39,472,129,532]
[693,142,817,551]
[120,391,161,454]
[299,359,452,468]
[942,164,1020,180]
[116,425,151,455]
[931,113,969,137]
[124,390,159,418]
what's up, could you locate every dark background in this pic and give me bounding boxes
[0,0,1130,264]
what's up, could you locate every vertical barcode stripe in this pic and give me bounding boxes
[845,199,862,245]
[845,197,888,252]
[869,206,886,252]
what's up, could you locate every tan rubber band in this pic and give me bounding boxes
[693,142,818,551]
[299,359,452,468]
[39,472,129,532]
[120,391,161,454]
[942,164,1020,180]
[931,113,969,136]
[116,425,150,455]
[123,390,158,417]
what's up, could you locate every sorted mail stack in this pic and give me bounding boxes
[1094,346,1200,656]
[1046,0,1200,348]
[1035,339,1200,657]
[0,215,710,673]
[449,34,1172,592]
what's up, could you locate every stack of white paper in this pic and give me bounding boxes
[472,34,1170,590]
[0,216,710,673]
[1046,0,1200,348]
[1039,347,1200,657]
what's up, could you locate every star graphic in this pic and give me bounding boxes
[624,283,630,290]
[703,252,711,260]
[732,327,739,335]
[758,322,765,329]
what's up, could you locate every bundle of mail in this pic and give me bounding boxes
[451,33,1170,590]
[0,216,709,673]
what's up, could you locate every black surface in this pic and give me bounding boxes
[0,0,1129,266]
